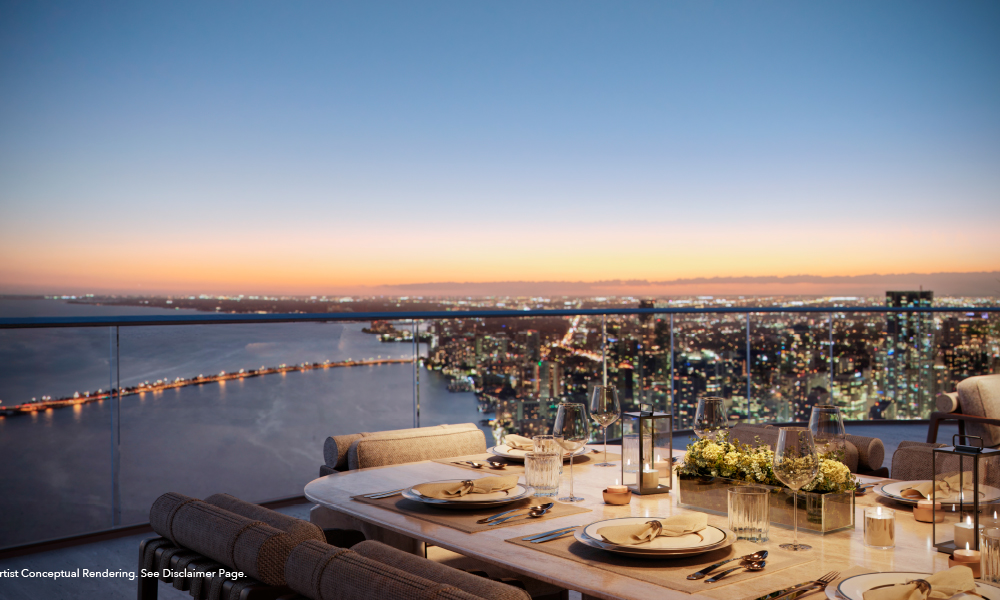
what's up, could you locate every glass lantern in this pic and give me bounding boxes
[932,435,1000,555]
[621,403,672,495]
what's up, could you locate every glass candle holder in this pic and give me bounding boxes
[864,507,895,549]
[728,486,770,543]
[622,433,651,474]
[982,527,1000,584]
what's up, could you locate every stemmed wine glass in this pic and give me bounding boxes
[553,402,591,502]
[809,405,846,457]
[693,397,729,440]
[589,385,621,467]
[772,427,820,551]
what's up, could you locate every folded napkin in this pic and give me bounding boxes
[597,513,708,546]
[900,473,975,500]
[861,566,977,600]
[412,475,520,499]
[504,434,535,451]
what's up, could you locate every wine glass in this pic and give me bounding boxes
[772,427,820,551]
[553,402,590,502]
[589,385,621,467]
[693,397,729,440]
[809,405,846,457]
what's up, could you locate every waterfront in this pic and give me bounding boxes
[0,299,488,547]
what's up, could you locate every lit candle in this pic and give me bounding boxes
[954,515,983,551]
[608,479,628,495]
[654,454,671,479]
[641,465,660,489]
[864,506,895,549]
[949,542,982,578]
[913,499,944,523]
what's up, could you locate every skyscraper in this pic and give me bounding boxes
[883,290,935,419]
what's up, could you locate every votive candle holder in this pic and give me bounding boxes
[864,507,895,549]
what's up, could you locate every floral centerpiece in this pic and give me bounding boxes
[675,433,858,535]
[676,434,859,494]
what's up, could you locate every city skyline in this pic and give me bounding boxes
[2,2,999,293]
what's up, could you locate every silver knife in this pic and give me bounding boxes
[521,526,577,541]
[529,529,577,543]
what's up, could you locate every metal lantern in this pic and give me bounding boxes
[621,403,672,495]
[932,435,1000,555]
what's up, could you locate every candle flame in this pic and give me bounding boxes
[615,478,619,486]
[966,542,970,551]
[967,515,973,526]
[876,506,882,517]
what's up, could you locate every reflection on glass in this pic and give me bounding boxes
[809,405,846,457]
[553,402,590,502]
[589,385,621,467]
[772,427,820,552]
[693,397,729,440]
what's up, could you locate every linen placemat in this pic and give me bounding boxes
[505,536,815,594]
[433,452,622,474]
[731,564,874,600]
[352,494,591,533]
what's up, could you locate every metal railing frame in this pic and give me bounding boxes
[1,304,997,552]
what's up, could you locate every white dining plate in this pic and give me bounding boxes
[573,526,735,558]
[401,479,534,509]
[874,481,1000,506]
[582,517,727,550]
[828,572,1000,600]
[489,445,587,462]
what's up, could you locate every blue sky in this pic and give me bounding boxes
[1,1,998,293]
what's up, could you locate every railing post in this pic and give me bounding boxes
[110,326,121,528]
[669,313,675,430]
[745,312,751,423]
[828,313,834,406]
[412,320,420,428]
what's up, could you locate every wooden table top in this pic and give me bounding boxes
[304,445,956,600]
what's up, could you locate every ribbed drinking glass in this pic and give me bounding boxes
[728,487,770,543]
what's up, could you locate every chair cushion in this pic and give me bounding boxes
[845,434,884,472]
[936,392,960,414]
[205,493,324,547]
[286,539,483,600]
[353,541,531,600]
[891,442,956,481]
[349,428,487,470]
[149,492,294,586]
[957,375,1000,447]
[324,424,480,471]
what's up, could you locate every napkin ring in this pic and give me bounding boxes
[645,520,663,538]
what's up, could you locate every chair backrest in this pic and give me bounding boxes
[324,423,480,472]
[285,539,484,600]
[349,428,487,470]
[957,374,1000,447]
[352,541,531,600]
[149,492,296,586]
[205,493,324,546]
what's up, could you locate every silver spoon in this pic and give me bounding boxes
[453,461,485,469]
[486,503,555,525]
[486,460,506,469]
[705,560,766,583]
[688,550,768,580]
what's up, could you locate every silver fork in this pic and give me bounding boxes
[766,571,839,600]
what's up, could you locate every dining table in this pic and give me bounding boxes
[304,444,960,600]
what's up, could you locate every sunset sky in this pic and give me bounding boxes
[1,2,998,296]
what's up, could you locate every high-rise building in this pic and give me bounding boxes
[535,360,563,400]
[883,290,934,419]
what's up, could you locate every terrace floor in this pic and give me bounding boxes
[0,422,957,600]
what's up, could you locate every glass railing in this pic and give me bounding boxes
[1,304,997,549]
